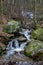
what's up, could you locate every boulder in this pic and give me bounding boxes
[17,36,27,42]
[3,20,21,34]
[31,28,43,41]
[24,40,43,60]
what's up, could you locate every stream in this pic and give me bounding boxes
[6,29,30,56]
[0,29,43,65]
[0,29,31,62]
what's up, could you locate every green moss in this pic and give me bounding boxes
[3,20,21,34]
[31,28,43,41]
[24,40,43,57]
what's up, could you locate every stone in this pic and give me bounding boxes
[3,20,21,34]
[31,28,43,41]
[17,36,27,42]
[24,40,43,60]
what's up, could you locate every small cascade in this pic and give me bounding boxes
[6,40,27,56]
[14,39,19,48]
[21,10,34,19]
[6,41,14,50]
[5,29,31,58]
[19,29,31,40]
[0,29,31,62]
[20,42,27,49]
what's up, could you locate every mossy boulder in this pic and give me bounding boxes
[24,40,43,59]
[31,28,43,41]
[3,20,21,34]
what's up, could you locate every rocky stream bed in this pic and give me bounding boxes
[0,20,43,65]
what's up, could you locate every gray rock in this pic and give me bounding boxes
[17,36,27,42]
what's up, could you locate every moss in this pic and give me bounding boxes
[3,20,21,34]
[31,28,43,41]
[24,40,43,58]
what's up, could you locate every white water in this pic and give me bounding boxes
[6,40,27,57]
[5,29,31,57]
[21,10,34,19]
[6,41,14,50]
[14,39,19,48]
[20,42,27,49]
[19,29,31,40]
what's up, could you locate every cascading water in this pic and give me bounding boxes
[5,29,31,58]
[14,39,19,48]
[21,10,34,19]
[7,41,14,50]
[6,41,15,57]
[20,42,27,49]
[6,39,27,56]
[19,29,31,40]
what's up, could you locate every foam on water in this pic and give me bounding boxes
[19,29,31,40]
[5,29,31,57]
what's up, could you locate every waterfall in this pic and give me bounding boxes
[14,39,19,48]
[5,29,31,57]
[6,40,15,57]
[19,29,31,40]
[20,42,27,49]
[21,10,34,19]
[6,40,27,57]
[6,41,13,50]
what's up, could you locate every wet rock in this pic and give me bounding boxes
[17,36,27,42]
[19,28,29,33]
[24,40,43,60]
[31,28,43,41]
[3,20,21,34]
[21,29,27,32]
